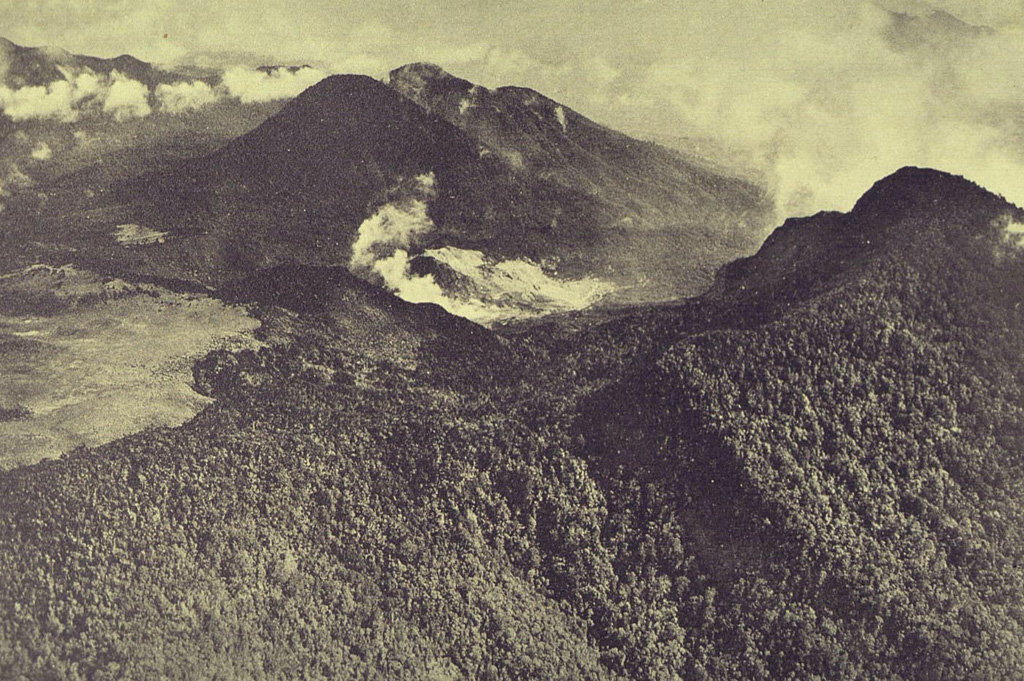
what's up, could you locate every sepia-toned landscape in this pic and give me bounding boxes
[2,2,1024,679]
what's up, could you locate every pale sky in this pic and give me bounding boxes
[4,0,1024,215]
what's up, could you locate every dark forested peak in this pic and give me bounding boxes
[289,73,390,105]
[275,71,464,131]
[269,72,417,127]
[699,166,1024,326]
[855,166,979,210]
[106,53,151,71]
[851,166,1018,225]
[137,69,479,220]
[210,71,456,158]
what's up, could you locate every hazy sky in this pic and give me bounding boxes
[4,0,1024,215]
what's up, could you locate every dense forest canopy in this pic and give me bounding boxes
[2,168,1024,680]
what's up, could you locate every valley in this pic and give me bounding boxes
[0,265,261,468]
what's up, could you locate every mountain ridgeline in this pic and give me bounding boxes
[0,37,184,89]
[0,38,293,281]
[119,65,770,302]
[1,167,1024,680]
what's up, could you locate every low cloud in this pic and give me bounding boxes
[102,72,151,121]
[155,80,219,114]
[0,69,152,122]
[0,80,76,122]
[1,68,237,122]
[607,3,1024,216]
[221,65,326,103]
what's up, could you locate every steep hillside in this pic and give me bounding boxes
[567,167,1024,678]
[0,37,185,89]
[388,62,761,239]
[117,67,770,307]
[1,167,1023,680]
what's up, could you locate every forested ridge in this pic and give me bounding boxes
[2,167,1024,679]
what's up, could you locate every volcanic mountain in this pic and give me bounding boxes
[0,39,298,277]
[566,166,1024,678]
[120,66,771,306]
[575,166,1024,348]
[388,62,757,230]
[2,168,1024,680]
[0,37,186,89]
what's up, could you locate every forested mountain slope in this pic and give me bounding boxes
[120,67,769,300]
[1,167,1023,680]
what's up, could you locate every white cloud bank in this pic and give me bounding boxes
[102,72,151,121]
[155,80,218,114]
[221,66,327,104]
[0,64,328,123]
[0,70,151,122]
[585,2,1024,217]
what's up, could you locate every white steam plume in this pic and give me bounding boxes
[349,173,613,325]
[350,173,437,270]
[221,65,326,103]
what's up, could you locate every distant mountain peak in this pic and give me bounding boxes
[256,64,315,75]
[706,165,1024,324]
[387,62,475,103]
[851,166,1020,227]
[299,72,384,97]
[108,53,150,68]
[389,62,464,84]
[0,37,176,88]
[126,56,770,302]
